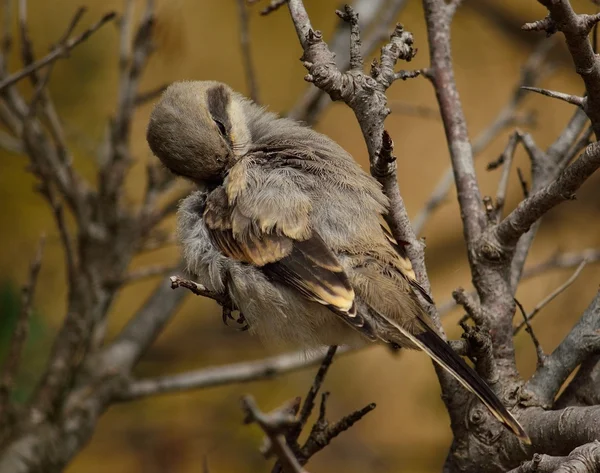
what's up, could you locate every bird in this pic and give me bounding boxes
[146,80,530,444]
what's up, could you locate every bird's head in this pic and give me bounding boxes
[146,80,251,185]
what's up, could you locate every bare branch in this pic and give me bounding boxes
[99,0,155,222]
[521,86,585,108]
[422,0,483,244]
[296,393,375,466]
[413,37,553,235]
[529,0,600,138]
[119,347,350,401]
[169,275,230,305]
[140,188,188,234]
[288,346,337,441]
[241,395,307,473]
[508,441,600,473]
[526,290,600,406]
[134,83,167,106]
[522,15,557,34]
[459,322,499,384]
[0,11,116,92]
[453,287,485,326]
[510,108,590,291]
[106,277,188,371]
[514,298,546,368]
[555,354,600,408]
[493,131,520,221]
[249,0,289,16]
[286,0,409,124]
[494,141,600,249]
[514,260,588,334]
[236,0,260,102]
[523,248,600,279]
[0,0,12,74]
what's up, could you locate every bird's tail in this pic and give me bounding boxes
[371,307,531,444]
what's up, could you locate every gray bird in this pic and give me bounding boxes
[146,80,529,443]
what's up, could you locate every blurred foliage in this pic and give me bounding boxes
[0,282,49,403]
[1,0,599,472]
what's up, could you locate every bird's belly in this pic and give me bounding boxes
[227,263,369,349]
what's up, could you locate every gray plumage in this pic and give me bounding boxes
[147,80,529,443]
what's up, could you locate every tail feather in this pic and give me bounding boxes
[373,310,531,444]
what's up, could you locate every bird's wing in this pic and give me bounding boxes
[202,157,374,337]
[380,225,434,304]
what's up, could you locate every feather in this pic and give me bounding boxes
[380,225,434,304]
[365,303,530,444]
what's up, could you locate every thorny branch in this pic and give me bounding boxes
[241,396,308,473]
[267,346,375,472]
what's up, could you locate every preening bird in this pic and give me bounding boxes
[146,80,530,444]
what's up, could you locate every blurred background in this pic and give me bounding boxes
[1,0,600,472]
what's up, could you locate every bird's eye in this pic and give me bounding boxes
[213,119,227,136]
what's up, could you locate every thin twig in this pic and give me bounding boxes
[0,11,116,91]
[295,392,376,466]
[493,131,520,221]
[521,86,584,107]
[526,290,600,406]
[241,395,308,473]
[236,0,260,102]
[286,0,409,124]
[523,248,600,279]
[134,83,168,106]
[514,298,546,368]
[100,0,155,223]
[412,38,553,235]
[529,0,600,138]
[514,260,588,334]
[292,346,336,439]
[389,101,440,120]
[248,0,289,16]
[516,167,529,198]
[119,346,352,401]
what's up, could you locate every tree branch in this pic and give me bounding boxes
[494,141,600,249]
[241,395,307,473]
[514,260,587,334]
[508,441,600,473]
[236,0,260,102]
[286,0,410,124]
[413,37,553,235]
[555,352,600,409]
[526,290,600,406]
[0,11,116,92]
[422,0,484,244]
[119,347,350,401]
[529,0,600,138]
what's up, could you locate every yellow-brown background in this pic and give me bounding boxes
[1,1,599,472]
